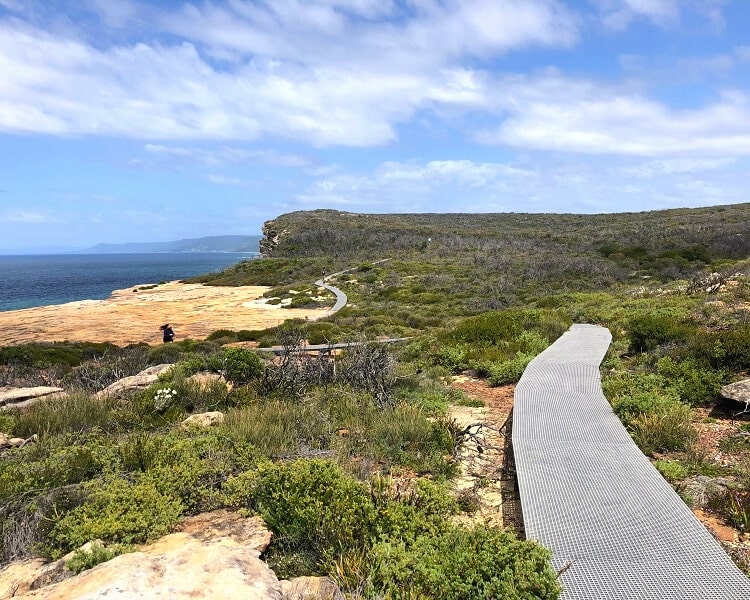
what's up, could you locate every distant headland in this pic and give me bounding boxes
[77,235,262,254]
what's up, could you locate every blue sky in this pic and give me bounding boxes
[1,0,750,251]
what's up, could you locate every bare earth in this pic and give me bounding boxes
[0,281,330,346]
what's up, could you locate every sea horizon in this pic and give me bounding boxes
[0,252,255,312]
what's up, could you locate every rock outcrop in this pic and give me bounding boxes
[720,378,750,408]
[0,387,65,409]
[3,511,278,600]
[96,364,174,398]
[280,576,345,600]
[260,220,286,256]
[0,433,37,451]
[181,411,225,428]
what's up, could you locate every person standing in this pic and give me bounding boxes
[160,323,175,343]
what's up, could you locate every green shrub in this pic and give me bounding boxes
[123,429,260,512]
[628,313,692,353]
[66,542,128,574]
[207,329,237,341]
[223,400,329,458]
[0,342,116,368]
[656,357,724,406]
[146,344,183,364]
[630,404,697,456]
[219,347,265,384]
[654,460,689,482]
[435,344,468,374]
[713,324,750,371]
[0,431,117,502]
[48,475,183,555]
[306,323,342,345]
[603,373,681,425]
[487,353,535,386]
[368,526,560,600]
[0,412,17,435]
[12,392,119,438]
[226,460,375,573]
[370,406,456,476]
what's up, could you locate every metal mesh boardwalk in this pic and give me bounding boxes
[513,324,750,599]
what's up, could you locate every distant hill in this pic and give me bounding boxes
[254,204,750,300]
[79,235,261,254]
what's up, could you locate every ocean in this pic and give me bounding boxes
[0,253,254,312]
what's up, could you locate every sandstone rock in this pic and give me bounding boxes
[97,364,174,398]
[187,371,230,389]
[720,378,750,407]
[0,558,70,599]
[280,576,344,600]
[0,386,65,408]
[182,411,225,428]
[16,512,280,600]
[176,511,272,552]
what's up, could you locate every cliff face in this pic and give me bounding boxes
[260,219,284,257]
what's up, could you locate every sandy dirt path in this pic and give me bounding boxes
[0,281,330,346]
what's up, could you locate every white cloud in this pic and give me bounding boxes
[0,1,577,145]
[143,144,310,168]
[298,155,750,214]
[0,1,742,162]
[596,0,679,30]
[478,73,750,157]
[378,160,533,188]
[592,0,726,30]
[3,210,56,223]
[622,157,736,178]
[205,174,244,186]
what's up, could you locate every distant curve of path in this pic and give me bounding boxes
[513,324,750,599]
[313,259,391,319]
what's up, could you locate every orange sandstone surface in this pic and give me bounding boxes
[0,281,331,346]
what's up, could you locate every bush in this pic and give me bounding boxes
[223,400,330,458]
[369,526,560,600]
[487,353,535,386]
[713,324,750,371]
[219,347,265,384]
[12,392,119,438]
[146,343,183,364]
[48,475,183,556]
[369,407,457,476]
[603,373,681,425]
[0,431,117,502]
[630,404,697,456]
[207,329,237,341]
[66,541,128,574]
[226,460,375,574]
[449,309,568,346]
[656,357,724,406]
[435,344,468,374]
[628,313,692,353]
[654,460,689,482]
[0,342,116,368]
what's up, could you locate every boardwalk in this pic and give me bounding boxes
[513,324,750,599]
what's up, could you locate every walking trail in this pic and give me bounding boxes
[513,324,750,599]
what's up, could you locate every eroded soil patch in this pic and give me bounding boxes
[448,377,523,534]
